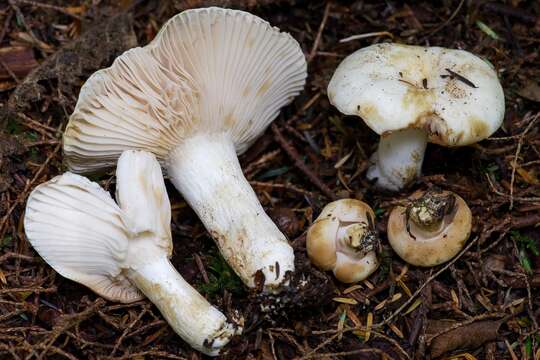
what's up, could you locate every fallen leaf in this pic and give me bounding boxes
[517,80,540,102]
[428,319,503,358]
[0,46,38,80]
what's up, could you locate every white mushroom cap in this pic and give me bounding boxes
[63,7,307,171]
[387,190,472,267]
[25,171,143,302]
[307,199,379,283]
[328,43,504,146]
[24,150,242,356]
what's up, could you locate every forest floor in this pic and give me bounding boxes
[0,0,539,359]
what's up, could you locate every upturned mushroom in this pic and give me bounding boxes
[307,199,380,283]
[328,43,505,191]
[24,150,242,356]
[62,8,307,290]
[387,189,472,267]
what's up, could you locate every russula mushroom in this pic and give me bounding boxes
[24,150,242,356]
[387,189,472,267]
[328,43,505,191]
[62,8,307,291]
[307,199,380,283]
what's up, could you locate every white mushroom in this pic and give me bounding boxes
[387,189,472,267]
[328,43,505,191]
[307,199,379,283]
[24,150,242,356]
[62,8,307,291]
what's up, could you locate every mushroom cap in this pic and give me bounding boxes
[64,7,307,173]
[24,172,143,303]
[387,190,472,267]
[306,199,379,283]
[327,43,505,146]
[24,150,172,303]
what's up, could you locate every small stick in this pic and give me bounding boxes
[340,31,393,43]
[193,253,210,284]
[509,113,539,209]
[308,2,331,63]
[271,123,337,200]
[373,235,481,328]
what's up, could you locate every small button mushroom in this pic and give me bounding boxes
[387,189,472,267]
[24,150,242,356]
[307,199,380,283]
[328,43,505,191]
[62,8,308,291]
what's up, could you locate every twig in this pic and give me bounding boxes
[250,181,313,196]
[308,2,331,62]
[303,348,388,359]
[425,0,465,36]
[0,286,56,294]
[0,143,61,239]
[509,113,539,209]
[486,174,540,203]
[110,307,148,356]
[271,123,337,200]
[373,236,480,328]
[193,253,210,284]
[340,31,393,43]
[12,0,83,20]
[8,0,48,58]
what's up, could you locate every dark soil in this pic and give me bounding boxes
[1,1,539,359]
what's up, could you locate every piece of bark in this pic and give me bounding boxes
[1,13,137,129]
[428,319,503,358]
[0,46,38,80]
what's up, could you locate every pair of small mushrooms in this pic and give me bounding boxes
[308,42,504,282]
[307,190,472,283]
[25,7,307,356]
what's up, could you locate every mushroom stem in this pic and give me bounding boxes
[167,133,294,290]
[407,191,456,233]
[127,254,240,356]
[337,223,377,256]
[367,128,428,191]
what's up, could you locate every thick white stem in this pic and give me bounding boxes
[128,256,239,356]
[167,133,295,290]
[367,129,428,191]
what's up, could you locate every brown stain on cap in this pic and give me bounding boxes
[469,116,489,140]
[402,86,435,113]
[224,113,236,127]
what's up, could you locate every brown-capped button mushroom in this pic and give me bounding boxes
[387,189,472,267]
[307,199,380,283]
